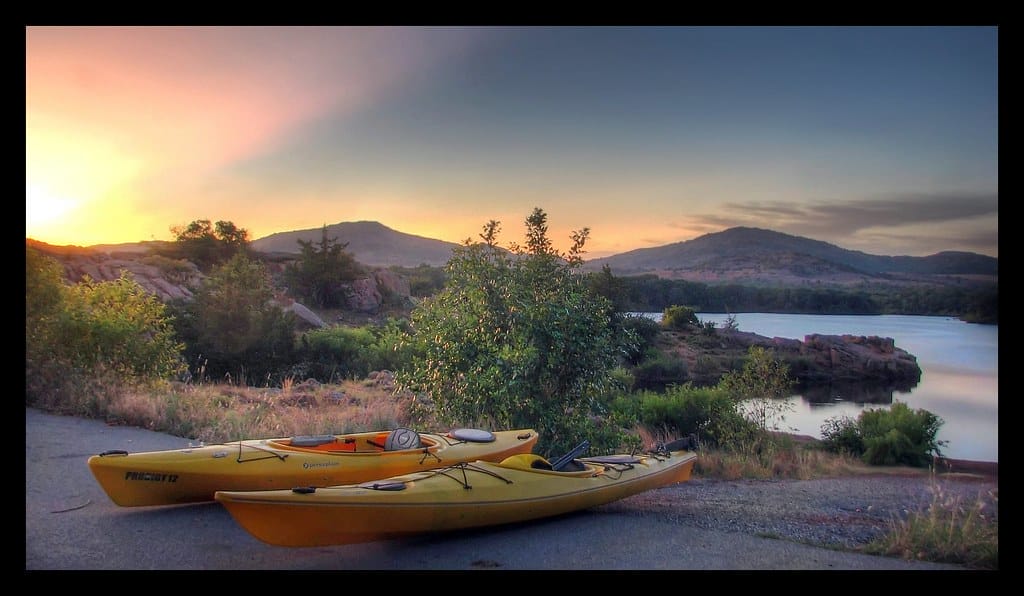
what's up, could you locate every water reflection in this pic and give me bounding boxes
[690,313,997,462]
[795,380,916,406]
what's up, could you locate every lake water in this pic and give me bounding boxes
[637,313,998,463]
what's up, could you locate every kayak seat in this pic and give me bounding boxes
[384,428,422,451]
[500,453,553,471]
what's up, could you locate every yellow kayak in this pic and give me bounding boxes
[215,441,698,547]
[88,427,538,507]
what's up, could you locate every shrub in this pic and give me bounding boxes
[661,305,698,330]
[632,352,689,390]
[26,248,186,409]
[820,402,946,467]
[820,415,864,456]
[859,402,946,466]
[619,315,661,365]
[296,319,414,382]
[621,384,755,449]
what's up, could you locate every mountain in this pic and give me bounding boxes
[32,223,997,287]
[249,221,463,268]
[581,227,997,285]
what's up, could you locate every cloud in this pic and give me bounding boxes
[689,191,998,256]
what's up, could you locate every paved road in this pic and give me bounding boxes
[26,407,969,571]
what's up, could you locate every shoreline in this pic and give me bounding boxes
[934,457,998,480]
[778,432,997,481]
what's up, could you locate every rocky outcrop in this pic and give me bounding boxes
[797,334,920,385]
[341,269,415,314]
[50,252,203,302]
[31,242,415,321]
[658,327,922,391]
[345,277,382,313]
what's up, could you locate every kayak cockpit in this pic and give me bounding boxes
[270,430,437,454]
[497,453,600,477]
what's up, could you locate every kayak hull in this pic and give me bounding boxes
[88,428,538,507]
[216,449,697,547]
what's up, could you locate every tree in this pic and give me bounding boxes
[284,225,362,309]
[399,208,630,457]
[718,345,795,432]
[166,219,250,270]
[170,253,296,384]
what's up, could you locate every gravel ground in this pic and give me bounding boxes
[599,472,999,553]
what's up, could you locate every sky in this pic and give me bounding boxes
[25,26,999,259]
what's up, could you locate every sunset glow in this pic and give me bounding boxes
[26,26,998,258]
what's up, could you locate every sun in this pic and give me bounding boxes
[26,184,78,232]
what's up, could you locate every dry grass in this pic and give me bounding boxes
[864,480,999,569]
[87,375,419,443]
[635,425,864,481]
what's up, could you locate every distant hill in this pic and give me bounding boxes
[30,223,998,288]
[582,227,998,286]
[249,221,463,268]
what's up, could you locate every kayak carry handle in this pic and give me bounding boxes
[550,440,590,472]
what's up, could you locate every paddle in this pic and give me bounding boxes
[549,440,590,472]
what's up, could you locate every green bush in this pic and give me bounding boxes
[617,384,755,449]
[619,315,661,365]
[632,352,689,390]
[59,274,186,380]
[297,326,379,381]
[859,402,946,466]
[661,305,698,330]
[26,248,186,408]
[819,415,864,456]
[820,402,946,467]
[296,319,414,382]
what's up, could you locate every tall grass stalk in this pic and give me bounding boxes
[864,480,998,569]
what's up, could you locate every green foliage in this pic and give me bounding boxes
[859,402,946,466]
[820,402,946,467]
[819,415,864,456]
[164,219,250,270]
[393,264,447,298]
[719,346,795,431]
[284,225,362,309]
[59,274,186,379]
[614,383,756,449]
[26,247,185,406]
[170,253,296,385]
[632,351,689,390]
[25,247,65,347]
[295,318,414,382]
[399,208,628,457]
[661,305,699,330]
[614,274,995,323]
[587,264,630,314]
[619,315,661,365]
